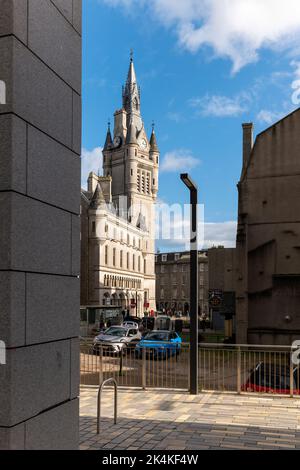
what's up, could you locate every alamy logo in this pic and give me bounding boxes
[0,341,6,365]
[0,80,6,104]
[292,80,300,106]
[292,340,300,366]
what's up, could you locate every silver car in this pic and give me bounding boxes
[93,325,141,355]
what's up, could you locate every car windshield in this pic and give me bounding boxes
[144,332,169,341]
[104,327,126,337]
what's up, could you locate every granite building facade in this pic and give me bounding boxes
[155,251,209,316]
[236,109,300,345]
[81,57,158,318]
[0,0,81,449]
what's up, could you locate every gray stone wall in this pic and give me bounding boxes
[0,0,81,449]
[236,110,300,344]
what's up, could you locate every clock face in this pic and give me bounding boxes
[140,138,147,150]
[113,136,122,148]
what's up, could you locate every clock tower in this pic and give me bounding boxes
[102,54,159,311]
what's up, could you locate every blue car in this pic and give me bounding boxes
[135,330,182,360]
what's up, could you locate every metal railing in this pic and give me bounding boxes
[97,378,118,434]
[80,340,300,397]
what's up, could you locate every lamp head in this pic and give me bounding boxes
[180,173,197,191]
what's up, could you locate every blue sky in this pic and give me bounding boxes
[82,0,300,250]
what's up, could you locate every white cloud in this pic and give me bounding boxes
[157,218,237,251]
[81,147,103,188]
[189,93,250,117]
[166,111,183,123]
[256,109,285,125]
[102,0,300,73]
[160,149,200,172]
[204,221,237,248]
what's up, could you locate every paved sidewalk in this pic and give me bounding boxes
[80,387,300,450]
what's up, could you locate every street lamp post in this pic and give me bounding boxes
[180,173,198,395]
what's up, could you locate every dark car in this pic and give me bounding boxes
[242,362,300,395]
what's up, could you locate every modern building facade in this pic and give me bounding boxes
[208,247,236,337]
[0,0,81,449]
[236,109,300,345]
[81,56,159,320]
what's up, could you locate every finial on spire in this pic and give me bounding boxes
[107,118,111,130]
[152,120,155,132]
[130,48,134,63]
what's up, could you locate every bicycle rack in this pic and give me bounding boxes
[97,378,118,434]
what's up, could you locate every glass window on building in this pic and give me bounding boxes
[113,248,116,267]
[162,254,167,262]
[105,245,108,265]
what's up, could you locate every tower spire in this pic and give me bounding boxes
[122,52,140,115]
[150,123,159,152]
[103,119,112,150]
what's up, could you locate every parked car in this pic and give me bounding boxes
[135,330,182,360]
[122,321,139,329]
[123,315,142,325]
[242,362,300,395]
[93,325,141,355]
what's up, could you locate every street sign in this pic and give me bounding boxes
[209,289,223,308]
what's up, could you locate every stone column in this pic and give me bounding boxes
[0,0,82,449]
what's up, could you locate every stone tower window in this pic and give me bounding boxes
[137,170,141,192]
[141,172,145,193]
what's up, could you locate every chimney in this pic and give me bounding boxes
[242,123,253,170]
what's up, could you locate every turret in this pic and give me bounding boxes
[90,183,106,209]
[103,121,112,150]
[103,121,112,177]
[149,124,159,197]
